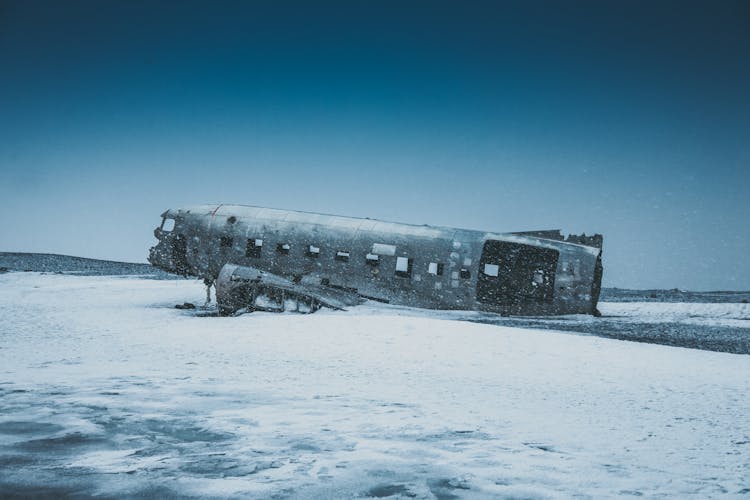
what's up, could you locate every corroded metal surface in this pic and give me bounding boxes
[149,204,603,315]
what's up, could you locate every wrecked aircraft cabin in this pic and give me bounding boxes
[148,205,603,316]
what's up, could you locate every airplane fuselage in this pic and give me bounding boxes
[148,204,603,315]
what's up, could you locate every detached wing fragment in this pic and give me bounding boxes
[216,264,364,315]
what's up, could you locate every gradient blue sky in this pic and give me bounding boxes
[1,0,748,290]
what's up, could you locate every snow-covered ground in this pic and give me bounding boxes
[600,301,750,329]
[1,273,749,498]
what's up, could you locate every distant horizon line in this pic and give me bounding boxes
[2,250,749,294]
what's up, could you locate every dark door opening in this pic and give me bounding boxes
[477,240,558,306]
[170,234,190,275]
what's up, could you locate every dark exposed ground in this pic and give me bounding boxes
[601,287,750,304]
[462,315,750,355]
[0,252,176,279]
[2,252,748,354]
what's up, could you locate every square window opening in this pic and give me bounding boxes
[483,263,500,277]
[220,236,233,248]
[366,253,379,266]
[277,243,290,255]
[246,238,262,258]
[306,245,320,258]
[427,262,444,276]
[395,257,413,278]
[335,251,350,262]
[162,218,175,232]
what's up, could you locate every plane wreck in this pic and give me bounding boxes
[148,205,603,316]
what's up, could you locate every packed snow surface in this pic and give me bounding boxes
[1,273,749,498]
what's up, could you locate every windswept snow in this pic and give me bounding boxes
[1,273,749,498]
[600,301,750,328]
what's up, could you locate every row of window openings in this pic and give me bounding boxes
[219,236,470,279]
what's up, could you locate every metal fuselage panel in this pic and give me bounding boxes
[148,204,603,315]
